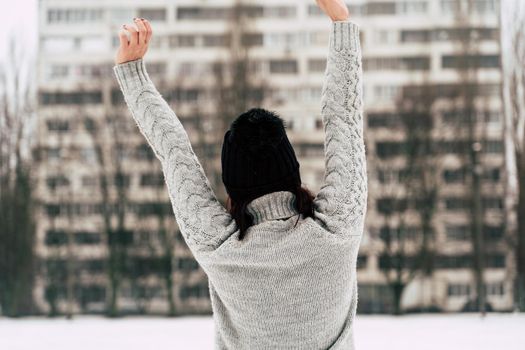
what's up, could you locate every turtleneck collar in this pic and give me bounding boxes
[246,191,299,225]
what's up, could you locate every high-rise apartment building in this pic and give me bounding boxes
[35,0,511,315]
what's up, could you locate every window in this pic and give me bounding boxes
[484,140,503,153]
[40,91,102,105]
[377,168,397,184]
[434,28,498,41]
[364,56,430,71]
[145,62,166,76]
[46,175,70,190]
[47,147,62,161]
[379,226,418,241]
[180,283,209,300]
[76,285,106,304]
[374,85,400,101]
[444,197,469,210]
[486,282,505,296]
[264,33,304,49]
[177,257,200,271]
[448,283,470,296]
[368,113,401,128]
[77,64,111,78]
[176,6,231,20]
[443,168,466,183]
[376,142,404,158]
[46,119,70,132]
[485,254,505,268]
[80,147,97,164]
[378,255,416,269]
[136,144,155,161]
[45,230,68,246]
[445,225,469,241]
[77,259,105,274]
[295,143,324,157]
[376,198,408,214]
[47,8,104,24]
[484,225,504,240]
[308,59,326,72]
[75,232,101,245]
[308,31,329,46]
[483,197,503,210]
[109,8,134,24]
[442,54,500,69]
[397,1,428,14]
[373,30,398,44]
[169,34,196,48]
[470,0,498,14]
[483,168,500,182]
[240,5,264,17]
[357,255,368,269]
[138,8,167,21]
[365,2,397,15]
[82,176,97,187]
[133,202,172,217]
[401,29,431,43]
[140,173,165,187]
[436,255,471,269]
[263,6,296,18]
[48,65,69,79]
[269,59,298,74]
[307,5,324,16]
[440,0,461,14]
[166,88,200,103]
[203,34,230,47]
[242,33,263,46]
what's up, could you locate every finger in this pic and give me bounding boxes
[122,23,139,47]
[118,29,129,47]
[134,17,147,44]
[141,18,153,43]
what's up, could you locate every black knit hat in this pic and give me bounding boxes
[221,108,301,201]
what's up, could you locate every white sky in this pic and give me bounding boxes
[0,0,38,59]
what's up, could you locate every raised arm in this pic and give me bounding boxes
[113,18,236,253]
[312,2,368,238]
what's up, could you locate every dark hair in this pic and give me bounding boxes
[226,184,315,240]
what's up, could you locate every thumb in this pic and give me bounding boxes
[118,30,129,47]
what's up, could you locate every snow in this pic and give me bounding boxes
[0,314,524,349]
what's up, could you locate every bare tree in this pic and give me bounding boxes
[0,33,36,317]
[501,1,525,311]
[210,0,270,202]
[449,0,497,315]
[84,78,133,317]
[376,81,440,315]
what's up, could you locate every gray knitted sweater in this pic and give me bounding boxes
[114,20,367,350]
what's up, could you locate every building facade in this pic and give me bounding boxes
[35,0,511,315]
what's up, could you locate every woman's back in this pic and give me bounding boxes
[199,191,361,349]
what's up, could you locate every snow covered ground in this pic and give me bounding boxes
[1,314,524,349]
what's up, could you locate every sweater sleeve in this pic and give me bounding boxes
[113,59,237,253]
[313,21,368,238]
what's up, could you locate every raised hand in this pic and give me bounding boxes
[115,18,153,65]
[315,0,350,21]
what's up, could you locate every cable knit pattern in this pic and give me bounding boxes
[113,20,367,350]
[113,59,237,252]
[313,21,368,239]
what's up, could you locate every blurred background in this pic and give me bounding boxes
[0,0,524,324]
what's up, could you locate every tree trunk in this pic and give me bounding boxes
[392,281,405,315]
[516,149,525,311]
